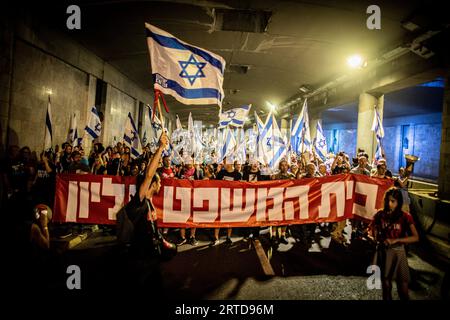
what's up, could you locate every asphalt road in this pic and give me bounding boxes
[42,228,448,300]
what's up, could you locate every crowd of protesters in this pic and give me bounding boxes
[3,138,411,245]
[2,137,419,299]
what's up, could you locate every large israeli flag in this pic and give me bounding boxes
[291,99,311,154]
[218,104,251,128]
[85,106,102,140]
[314,121,328,161]
[123,112,142,159]
[146,23,225,106]
[260,113,287,169]
[371,108,384,161]
[44,96,53,150]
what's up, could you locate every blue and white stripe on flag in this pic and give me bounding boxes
[145,105,163,153]
[44,96,53,150]
[218,104,251,128]
[146,23,226,106]
[291,99,311,154]
[371,108,384,161]
[314,121,328,161]
[67,113,77,145]
[219,127,237,163]
[85,106,102,140]
[259,113,287,169]
[123,112,142,159]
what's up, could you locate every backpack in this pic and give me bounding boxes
[116,204,135,246]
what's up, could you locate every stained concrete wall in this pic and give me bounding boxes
[1,15,175,156]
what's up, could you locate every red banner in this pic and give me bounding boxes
[53,174,393,227]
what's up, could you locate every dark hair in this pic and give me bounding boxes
[136,173,160,192]
[71,151,81,158]
[383,187,404,218]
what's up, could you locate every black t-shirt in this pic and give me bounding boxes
[216,170,242,181]
[32,162,56,206]
[332,165,347,175]
[126,195,158,258]
[242,170,267,182]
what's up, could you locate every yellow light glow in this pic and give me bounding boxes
[347,55,364,68]
[266,101,277,112]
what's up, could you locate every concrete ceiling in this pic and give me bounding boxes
[322,84,445,125]
[23,0,447,125]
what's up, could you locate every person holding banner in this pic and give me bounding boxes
[271,159,295,245]
[211,158,242,246]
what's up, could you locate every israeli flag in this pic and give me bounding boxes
[291,99,311,154]
[146,23,226,106]
[44,96,53,150]
[67,113,77,144]
[254,112,266,164]
[235,128,247,164]
[85,106,102,140]
[145,105,163,153]
[73,128,82,147]
[123,112,142,159]
[371,108,384,161]
[218,104,251,128]
[260,113,287,169]
[219,127,237,162]
[314,121,328,161]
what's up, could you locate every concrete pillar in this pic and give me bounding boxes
[356,93,384,160]
[438,73,450,199]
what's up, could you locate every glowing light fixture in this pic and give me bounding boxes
[347,54,366,69]
[266,101,277,112]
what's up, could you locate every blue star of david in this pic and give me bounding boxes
[152,122,162,131]
[95,123,101,132]
[266,137,272,147]
[318,139,326,148]
[178,54,206,86]
[226,111,236,119]
[130,131,137,142]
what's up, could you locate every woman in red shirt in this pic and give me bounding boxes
[371,187,419,300]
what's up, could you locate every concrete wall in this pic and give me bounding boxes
[323,112,442,180]
[1,15,175,155]
[8,39,90,150]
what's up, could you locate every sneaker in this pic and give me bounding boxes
[189,237,198,246]
[279,236,289,244]
[176,238,187,246]
[225,237,232,244]
[209,238,219,246]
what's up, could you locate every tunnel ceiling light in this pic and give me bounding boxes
[46,89,53,95]
[347,54,366,69]
[266,101,277,112]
